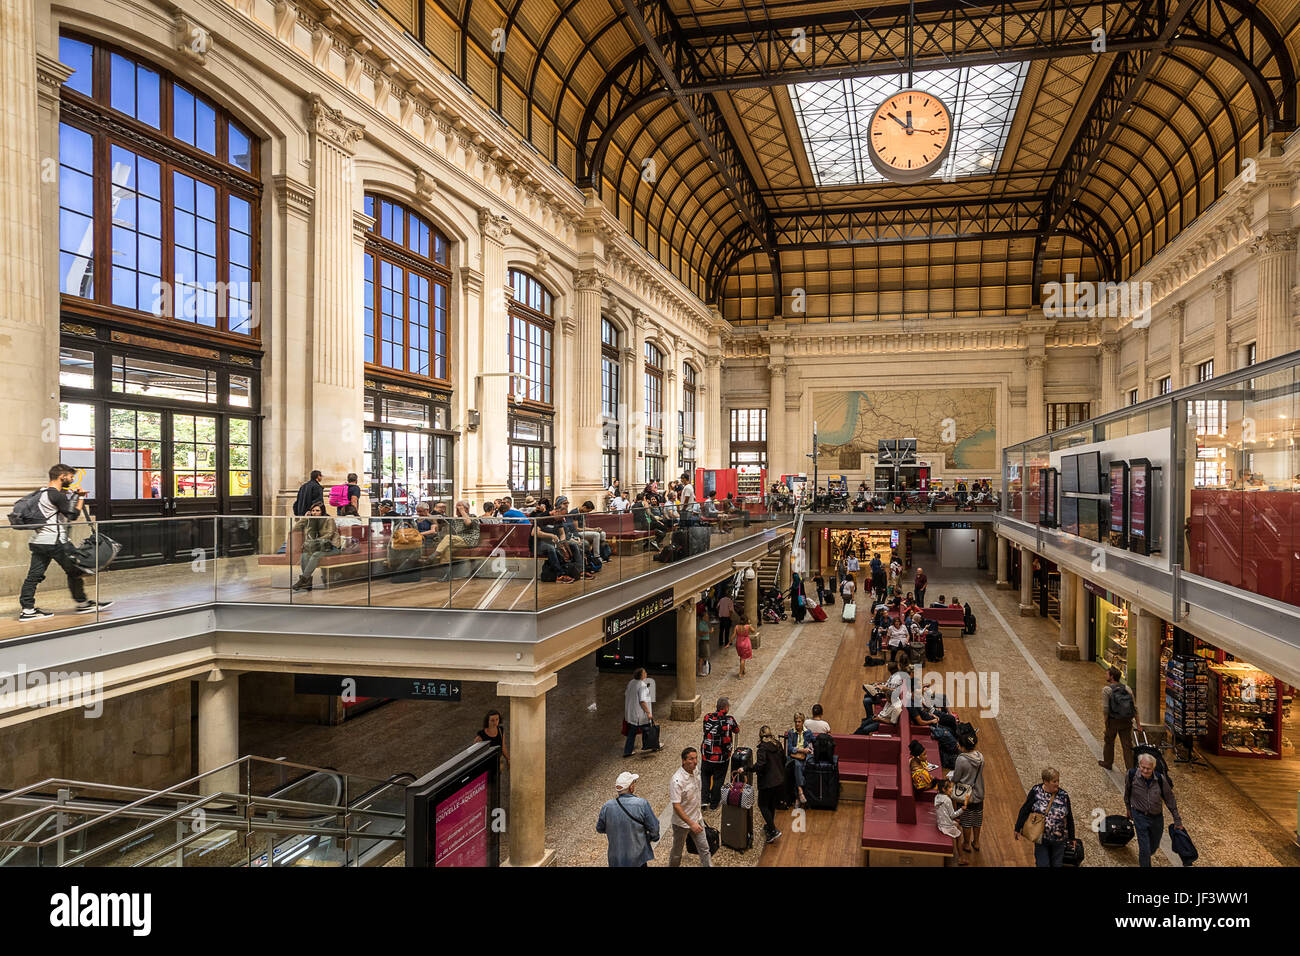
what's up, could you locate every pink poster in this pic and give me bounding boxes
[434,771,490,867]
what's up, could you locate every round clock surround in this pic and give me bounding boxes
[866,88,953,184]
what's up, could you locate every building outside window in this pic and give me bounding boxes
[362,195,450,382]
[644,343,665,484]
[1196,360,1214,383]
[1158,376,1173,395]
[363,385,453,514]
[508,411,553,502]
[679,363,697,478]
[1129,388,1139,406]
[601,317,620,489]
[1046,402,1090,433]
[507,270,555,499]
[730,408,767,470]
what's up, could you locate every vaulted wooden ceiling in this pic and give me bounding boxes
[379,0,1300,325]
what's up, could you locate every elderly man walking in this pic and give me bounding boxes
[596,771,660,867]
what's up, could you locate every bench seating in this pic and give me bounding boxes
[924,606,967,639]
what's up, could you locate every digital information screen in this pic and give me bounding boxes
[434,771,490,867]
[1129,458,1151,555]
[1079,452,1102,494]
[1061,496,1079,536]
[1109,461,1128,548]
[406,742,502,868]
[1077,498,1101,542]
[1061,454,1080,493]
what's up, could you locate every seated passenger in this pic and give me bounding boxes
[532,504,585,583]
[479,501,502,524]
[785,713,815,806]
[931,593,947,608]
[432,500,481,563]
[908,739,938,792]
[292,503,342,591]
[576,500,611,561]
[500,496,530,523]
[949,596,963,609]
[804,704,831,736]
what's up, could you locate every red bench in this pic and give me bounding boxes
[924,606,967,638]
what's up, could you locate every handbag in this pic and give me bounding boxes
[1021,789,1058,845]
[686,824,720,855]
[1062,838,1085,867]
[951,782,973,802]
[641,722,661,750]
[390,524,423,550]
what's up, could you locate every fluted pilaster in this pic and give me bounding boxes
[767,362,787,479]
[1251,230,1297,361]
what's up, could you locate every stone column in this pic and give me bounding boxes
[1133,607,1164,738]
[996,535,1011,589]
[1098,338,1120,415]
[306,96,365,487]
[743,563,759,636]
[1024,355,1045,441]
[983,529,997,577]
[767,361,787,481]
[1135,326,1148,402]
[778,545,792,592]
[1057,569,1080,659]
[498,673,557,867]
[1073,572,1089,653]
[664,364,679,480]
[198,670,241,796]
[458,267,484,500]
[0,13,63,507]
[1019,549,1036,615]
[571,269,605,499]
[1212,271,1232,376]
[671,601,701,720]
[619,343,638,487]
[705,350,723,467]
[1167,302,1185,390]
[476,208,513,498]
[1251,230,1297,361]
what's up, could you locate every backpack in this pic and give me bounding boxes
[328,484,350,508]
[813,732,836,763]
[7,488,47,528]
[1108,683,1136,720]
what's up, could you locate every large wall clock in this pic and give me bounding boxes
[867,89,953,184]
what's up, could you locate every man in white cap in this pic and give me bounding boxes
[595,771,660,867]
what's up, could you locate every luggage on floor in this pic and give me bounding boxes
[812,732,836,763]
[863,654,886,667]
[809,604,828,622]
[822,588,835,606]
[803,757,840,810]
[686,824,721,855]
[721,802,753,851]
[641,722,661,751]
[687,524,711,557]
[841,602,857,622]
[730,747,755,773]
[925,630,945,662]
[1099,814,1135,847]
[1062,838,1085,867]
[907,641,926,664]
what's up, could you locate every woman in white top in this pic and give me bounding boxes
[935,779,970,864]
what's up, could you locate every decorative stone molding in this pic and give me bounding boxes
[1167,301,1184,321]
[35,53,75,97]
[308,95,364,152]
[768,362,787,377]
[633,309,649,330]
[273,0,297,42]
[574,268,604,292]
[273,174,314,215]
[1251,229,1298,256]
[414,167,438,202]
[169,11,212,66]
[560,315,576,336]
[352,210,376,241]
[535,249,550,274]
[460,267,484,296]
[1024,355,1045,372]
[1211,270,1233,297]
[619,346,636,364]
[478,207,512,244]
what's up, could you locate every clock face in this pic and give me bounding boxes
[867,89,953,184]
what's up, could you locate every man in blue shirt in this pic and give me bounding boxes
[596,771,660,867]
[499,496,530,523]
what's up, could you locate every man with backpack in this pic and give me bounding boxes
[328,472,362,515]
[1124,752,1183,867]
[1099,666,1140,771]
[700,698,740,811]
[14,464,112,621]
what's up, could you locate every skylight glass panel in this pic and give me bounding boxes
[790,62,1029,187]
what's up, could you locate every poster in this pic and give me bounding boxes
[434,771,489,867]
[1129,461,1148,553]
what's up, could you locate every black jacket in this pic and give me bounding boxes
[752,739,786,790]
[1015,783,1076,843]
[293,480,324,516]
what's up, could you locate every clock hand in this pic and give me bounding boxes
[887,111,909,131]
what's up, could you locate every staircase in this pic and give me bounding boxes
[756,551,784,592]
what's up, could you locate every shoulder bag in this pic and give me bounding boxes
[1021,788,1057,844]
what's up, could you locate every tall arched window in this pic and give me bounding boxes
[507,269,555,500]
[601,318,621,489]
[681,362,697,478]
[54,34,262,546]
[362,194,450,382]
[644,343,665,484]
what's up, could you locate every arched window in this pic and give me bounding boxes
[680,362,697,477]
[56,35,260,336]
[508,269,554,405]
[362,194,450,381]
[601,318,621,489]
[644,343,665,483]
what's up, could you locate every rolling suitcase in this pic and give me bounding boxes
[841,602,857,622]
[803,757,840,810]
[730,747,755,773]
[907,641,926,665]
[925,629,945,662]
[1099,814,1135,847]
[810,604,828,622]
[721,802,753,851]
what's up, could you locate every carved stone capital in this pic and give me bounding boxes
[1251,229,1297,256]
[633,308,650,330]
[308,94,364,152]
[478,207,512,243]
[574,268,604,293]
[1211,270,1233,297]
[414,167,438,202]
[1167,300,1184,322]
[1024,355,1045,372]
[768,362,787,378]
[619,346,637,364]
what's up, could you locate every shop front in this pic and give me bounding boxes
[1085,581,1131,681]
[1189,638,1294,760]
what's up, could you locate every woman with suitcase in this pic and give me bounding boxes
[1014,767,1076,867]
[734,616,754,677]
[752,727,787,844]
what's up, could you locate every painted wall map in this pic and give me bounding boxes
[813,388,997,470]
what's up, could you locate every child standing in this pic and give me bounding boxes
[935,778,970,865]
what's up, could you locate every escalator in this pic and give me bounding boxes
[0,758,414,868]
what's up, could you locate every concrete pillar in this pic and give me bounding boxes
[1024,355,1045,441]
[671,601,701,720]
[1098,337,1120,415]
[1167,302,1185,390]
[778,545,792,592]
[499,673,557,867]
[983,529,997,577]
[474,207,513,499]
[1074,573,1089,655]
[743,563,759,636]
[996,536,1012,589]
[198,670,240,796]
[1211,271,1232,377]
[1133,607,1164,738]
[1251,230,1297,361]
[1056,569,1080,659]
[1019,549,1036,615]
[0,7,62,507]
[767,361,787,480]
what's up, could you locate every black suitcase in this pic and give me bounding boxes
[1099,814,1135,847]
[688,524,711,556]
[1062,838,1085,866]
[925,630,945,662]
[721,803,753,851]
[803,757,840,810]
[730,747,754,773]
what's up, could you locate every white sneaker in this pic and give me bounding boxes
[74,600,114,614]
[18,607,53,621]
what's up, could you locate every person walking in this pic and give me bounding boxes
[752,726,786,844]
[623,668,660,757]
[951,730,986,853]
[16,464,110,621]
[596,771,660,867]
[1099,666,1140,771]
[914,566,928,608]
[734,615,754,677]
[716,591,735,647]
[668,748,711,866]
[1014,767,1076,867]
[1125,752,1184,867]
[870,554,887,605]
[840,573,856,606]
[700,698,740,810]
[293,469,325,516]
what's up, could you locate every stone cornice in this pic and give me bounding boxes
[352,209,376,241]
[308,93,364,152]
[273,174,314,214]
[36,53,75,94]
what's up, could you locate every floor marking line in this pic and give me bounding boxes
[972,582,1180,865]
